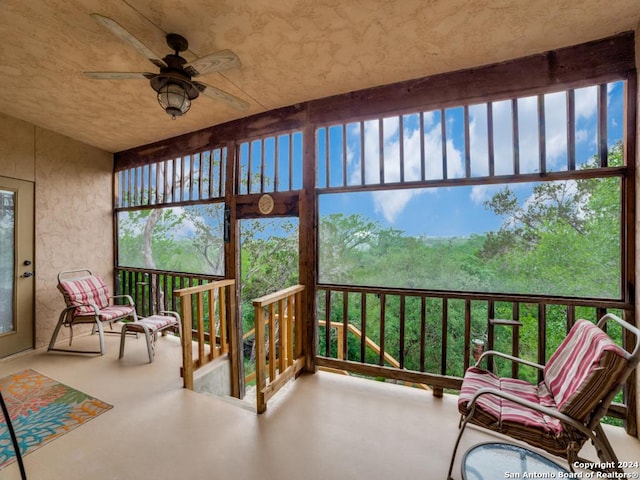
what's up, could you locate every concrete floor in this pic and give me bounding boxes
[1,331,639,480]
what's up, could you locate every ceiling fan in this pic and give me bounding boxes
[85,13,249,118]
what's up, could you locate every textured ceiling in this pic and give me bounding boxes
[0,0,639,153]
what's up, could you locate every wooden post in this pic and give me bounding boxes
[300,122,318,373]
[225,140,243,399]
[180,297,194,390]
[255,305,267,414]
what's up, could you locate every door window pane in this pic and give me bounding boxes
[0,190,15,334]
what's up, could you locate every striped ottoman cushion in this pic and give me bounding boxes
[125,315,177,333]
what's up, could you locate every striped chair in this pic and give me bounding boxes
[447,313,640,479]
[48,269,138,355]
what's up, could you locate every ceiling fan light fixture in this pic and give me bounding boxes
[157,82,191,119]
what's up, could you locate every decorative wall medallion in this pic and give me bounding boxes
[258,194,274,214]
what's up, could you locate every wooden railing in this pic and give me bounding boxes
[316,284,635,428]
[115,266,222,317]
[318,320,429,391]
[174,279,236,390]
[253,285,305,413]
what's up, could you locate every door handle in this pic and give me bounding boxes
[21,272,34,278]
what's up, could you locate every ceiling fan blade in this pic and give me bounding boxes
[90,13,167,69]
[197,82,250,111]
[84,72,154,80]
[184,49,241,76]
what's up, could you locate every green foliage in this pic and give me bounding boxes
[117,142,627,406]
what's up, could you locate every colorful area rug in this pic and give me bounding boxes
[0,369,112,468]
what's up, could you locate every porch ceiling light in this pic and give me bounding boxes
[156,82,193,119]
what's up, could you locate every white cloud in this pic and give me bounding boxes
[362,115,464,223]
[470,184,501,205]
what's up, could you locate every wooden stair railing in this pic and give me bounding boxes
[175,279,236,390]
[253,285,305,413]
[318,320,430,391]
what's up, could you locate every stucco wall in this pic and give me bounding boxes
[0,112,113,349]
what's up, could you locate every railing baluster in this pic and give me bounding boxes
[488,102,495,177]
[538,94,546,174]
[399,295,406,370]
[441,298,448,376]
[567,90,576,171]
[379,293,386,366]
[537,303,546,383]
[209,287,217,359]
[419,296,426,372]
[325,290,331,357]
[197,291,205,362]
[419,112,425,181]
[441,108,447,179]
[260,139,266,193]
[399,116,405,183]
[598,84,608,167]
[463,299,471,371]
[342,291,349,360]
[342,124,348,187]
[360,293,367,363]
[464,105,470,178]
[220,286,228,354]
[268,303,276,380]
[278,299,286,372]
[360,121,365,185]
[378,118,384,183]
[286,294,294,366]
[274,136,281,192]
[511,98,520,175]
[512,302,520,379]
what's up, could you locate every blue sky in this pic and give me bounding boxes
[318,81,625,237]
[121,81,625,241]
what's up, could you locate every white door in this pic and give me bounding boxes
[0,176,34,356]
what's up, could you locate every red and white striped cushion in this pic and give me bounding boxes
[544,319,627,421]
[75,305,135,322]
[124,315,177,333]
[58,275,110,314]
[458,319,630,457]
[458,367,563,436]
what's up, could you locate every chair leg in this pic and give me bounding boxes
[142,325,154,363]
[95,320,106,355]
[119,325,128,359]
[447,413,472,480]
[48,308,71,351]
[591,424,623,473]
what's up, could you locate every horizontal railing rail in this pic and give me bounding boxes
[316,284,634,425]
[253,285,305,413]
